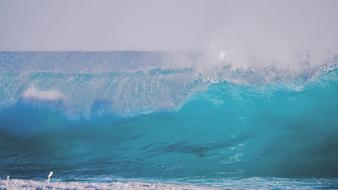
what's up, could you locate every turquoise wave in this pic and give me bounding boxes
[0,68,337,180]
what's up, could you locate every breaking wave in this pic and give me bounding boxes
[0,52,337,182]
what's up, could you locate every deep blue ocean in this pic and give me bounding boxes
[0,52,337,189]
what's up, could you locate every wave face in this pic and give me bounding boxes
[0,52,338,183]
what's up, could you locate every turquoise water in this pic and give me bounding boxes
[0,52,337,189]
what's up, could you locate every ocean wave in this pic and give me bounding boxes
[0,67,337,179]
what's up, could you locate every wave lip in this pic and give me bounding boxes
[0,51,337,117]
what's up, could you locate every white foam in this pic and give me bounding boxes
[23,86,64,101]
[0,179,220,190]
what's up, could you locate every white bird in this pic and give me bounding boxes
[7,176,9,181]
[47,171,53,183]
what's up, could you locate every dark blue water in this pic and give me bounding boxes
[0,52,337,189]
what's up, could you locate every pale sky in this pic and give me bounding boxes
[1,0,338,51]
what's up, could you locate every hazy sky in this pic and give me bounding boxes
[1,0,338,51]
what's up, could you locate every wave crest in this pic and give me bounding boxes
[0,52,337,117]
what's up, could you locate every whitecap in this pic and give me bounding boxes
[22,86,64,101]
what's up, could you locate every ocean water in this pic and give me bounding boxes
[0,52,337,189]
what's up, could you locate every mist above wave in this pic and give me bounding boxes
[1,50,336,82]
